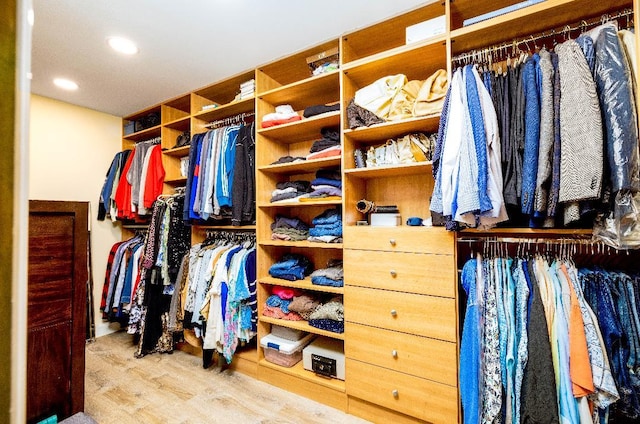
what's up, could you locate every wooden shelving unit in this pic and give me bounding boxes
[118,1,639,421]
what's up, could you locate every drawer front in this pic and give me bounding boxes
[346,359,459,423]
[345,286,457,342]
[343,226,454,254]
[345,322,457,385]
[344,249,455,298]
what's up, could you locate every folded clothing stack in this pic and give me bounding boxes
[308,207,342,242]
[268,253,313,281]
[263,286,305,321]
[288,293,322,320]
[262,105,302,128]
[309,296,344,333]
[271,215,309,241]
[270,180,312,203]
[310,259,343,287]
[270,156,306,165]
[307,127,341,160]
[303,169,342,201]
[303,103,340,118]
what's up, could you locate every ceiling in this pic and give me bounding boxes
[31,0,428,117]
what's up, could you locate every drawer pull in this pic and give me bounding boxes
[390,309,397,317]
[392,349,398,358]
[392,389,399,398]
[390,270,397,277]
[389,238,396,246]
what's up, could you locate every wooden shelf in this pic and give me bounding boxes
[163,145,190,157]
[259,240,343,249]
[259,157,341,175]
[342,39,447,86]
[258,71,340,111]
[259,316,345,341]
[258,359,345,392]
[192,97,255,123]
[344,162,432,179]
[194,225,256,231]
[457,228,594,237]
[258,111,340,142]
[343,114,440,142]
[163,116,191,130]
[449,0,632,54]
[258,199,342,208]
[123,125,161,142]
[164,176,187,184]
[259,276,344,295]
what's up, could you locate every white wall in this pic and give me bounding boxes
[29,94,122,337]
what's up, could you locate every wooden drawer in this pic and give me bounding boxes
[345,286,457,342]
[346,359,459,424]
[343,226,454,254]
[344,249,455,298]
[345,322,457,386]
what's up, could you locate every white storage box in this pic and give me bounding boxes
[303,338,345,380]
[261,333,315,368]
[271,324,307,342]
[405,15,446,44]
[370,213,401,227]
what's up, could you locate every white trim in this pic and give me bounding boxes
[12,0,31,422]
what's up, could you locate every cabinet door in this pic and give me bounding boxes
[27,201,88,423]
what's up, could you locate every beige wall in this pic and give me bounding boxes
[29,94,122,337]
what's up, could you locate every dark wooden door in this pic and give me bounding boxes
[27,201,88,423]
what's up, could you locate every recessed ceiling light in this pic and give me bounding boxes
[107,36,138,55]
[53,78,79,91]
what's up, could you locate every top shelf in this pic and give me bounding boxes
[192,97,255,124]
[341,1,446,64]
[123,125,161,142]
[450,0,632,54]
[257,71,340,111]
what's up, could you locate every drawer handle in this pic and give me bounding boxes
[389,239,396,246]
[392,389,399,398]
[390,270,397,277]
[390,309,397,317]
[392,350,398,358]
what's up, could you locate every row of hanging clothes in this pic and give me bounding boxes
[431,9,640,249]
[458,236,640,424]
[183,117,256,226]
[100,192,191,356]
[98,136,165,221]
[177,229,257,367]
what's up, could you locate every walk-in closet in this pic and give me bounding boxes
[6,0,640,423]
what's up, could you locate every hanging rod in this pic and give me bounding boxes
[203,112,255,129]
[137,136,162,145]
[452,7,634,64]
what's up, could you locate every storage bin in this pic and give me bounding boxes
[261,333,315,367]
[271,324,307,342]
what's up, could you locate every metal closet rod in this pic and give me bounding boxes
[204,111,255,129]
[452,7,634,64]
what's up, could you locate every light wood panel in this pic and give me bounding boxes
[344,286,457,342]
[344,162,432,179]
[343,226,454,254]
[348,397,430,424]
[345,322,457,386]
[346,359,458,424]
[259,359,345,392]
[258,71,340,112]
[258,110,340,143]
[259,157,341,175]
[343,249,455,298]
[342,114,440,142]
[259,240,343,249]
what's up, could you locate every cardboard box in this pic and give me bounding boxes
[405,15,446,44]
[370,213,401,227]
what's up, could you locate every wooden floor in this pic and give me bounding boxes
[85,331,368,424]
